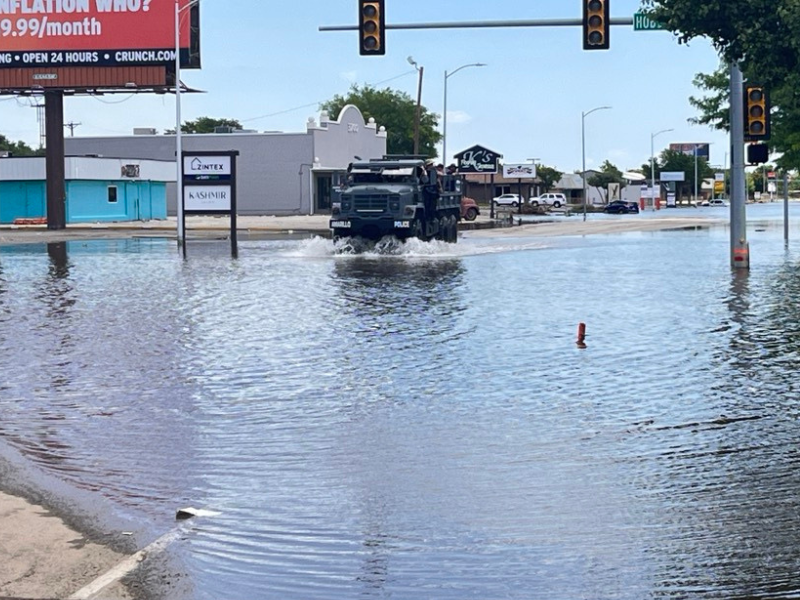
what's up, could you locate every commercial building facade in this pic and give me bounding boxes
[64,105,387,217]
[0,156,172,224]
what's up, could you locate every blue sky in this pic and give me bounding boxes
[0,0,730,174]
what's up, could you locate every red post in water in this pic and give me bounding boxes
[576,322,587,349]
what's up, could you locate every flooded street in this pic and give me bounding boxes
[2,204,800,599]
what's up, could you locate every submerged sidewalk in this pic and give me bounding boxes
[0,491,133,599]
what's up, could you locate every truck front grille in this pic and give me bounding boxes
[354,195,391,212]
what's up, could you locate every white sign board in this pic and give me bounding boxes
[503,164,537,179]
[715,172,725,182]
[184,155,232,176]
[185,185,232,212]
[640,185,658,199]
[608,182,620,200]
[660,171,685,182]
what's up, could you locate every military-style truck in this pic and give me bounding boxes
[329,156,462,243]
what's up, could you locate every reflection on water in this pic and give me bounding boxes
[2,216,800,599]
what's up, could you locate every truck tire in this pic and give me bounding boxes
[464,207,478,221]
[411,219,424,241]
[553,201,562,208]
[447,215,458,243]
[436,216,447,241]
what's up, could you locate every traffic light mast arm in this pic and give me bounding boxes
[325,17,633,32]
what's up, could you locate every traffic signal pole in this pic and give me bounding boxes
[730,63,749,269]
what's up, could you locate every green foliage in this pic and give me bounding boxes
[687,65,730,131]
[320,84,441,158]
[0,134,41,156]
[641,148,715,201]
[641,0,800,90]
[587,160,625,202]
[165,117,243,134]
[536,165,562,191]
[645,1,800,170]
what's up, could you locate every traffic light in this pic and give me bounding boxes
[359,0,385,56]
[744,85,770,141]
[583,0,609,50]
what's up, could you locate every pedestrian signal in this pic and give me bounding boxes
[744,86,770,141]
[583,0,609,50]
[359,0,385,56]
[747,143,769,165]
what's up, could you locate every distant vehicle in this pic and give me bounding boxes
[492,193,522,207]
[701,198,729,207]
[460,197,480,221]
[529,192,567,208]
[603,200,640,214]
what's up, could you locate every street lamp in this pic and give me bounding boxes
[650,128,673,211]
[581,105,611,221]
[443,62,486,165]
[175,0,199,247]
[407,56,424,155]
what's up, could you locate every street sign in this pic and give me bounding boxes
[660,171,685,182]
[633,13,665,31]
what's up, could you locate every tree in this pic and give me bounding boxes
[0,134,41,156]
[536,165,562,192]
[642,149,714,202]
[687,62,800,172]
[587,160,625,203]
[320,84,441,158]
[165,117,243,134]
[641,0,800,91]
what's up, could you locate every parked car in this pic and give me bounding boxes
[701,198,729,207]
[529,192,567,208]
[603,200,640,214]
[460,197,480,221]
[491,193,523,207]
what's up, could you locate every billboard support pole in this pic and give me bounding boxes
[44,90,66,230]
[175,0,185,248]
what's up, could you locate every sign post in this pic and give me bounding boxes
[182,150,240,257]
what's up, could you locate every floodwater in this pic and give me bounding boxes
[2,203,800,599]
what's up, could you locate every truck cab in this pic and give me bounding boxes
[330,157,462,243]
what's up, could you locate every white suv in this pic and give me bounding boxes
[492,193,523,207]
[529,193,567,208]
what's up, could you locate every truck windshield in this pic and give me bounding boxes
[350,167,419,185]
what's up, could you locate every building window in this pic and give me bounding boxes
[108,186,118,203]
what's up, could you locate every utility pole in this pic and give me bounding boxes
[64,121,81,137]
[408,56,423,155]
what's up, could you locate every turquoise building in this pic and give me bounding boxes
[0,156,174,224]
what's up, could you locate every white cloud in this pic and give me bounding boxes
[446,110,472,125]
[340,71,357,83]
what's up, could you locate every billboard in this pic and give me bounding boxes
[669,143,710,160]
[0,0,200,69]
[502,163,536,179]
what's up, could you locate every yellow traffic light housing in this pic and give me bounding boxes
[744,85,770,141]
[583,0,609,50]
[359,0,385,56]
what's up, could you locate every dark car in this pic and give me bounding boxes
[603,200,639,214]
